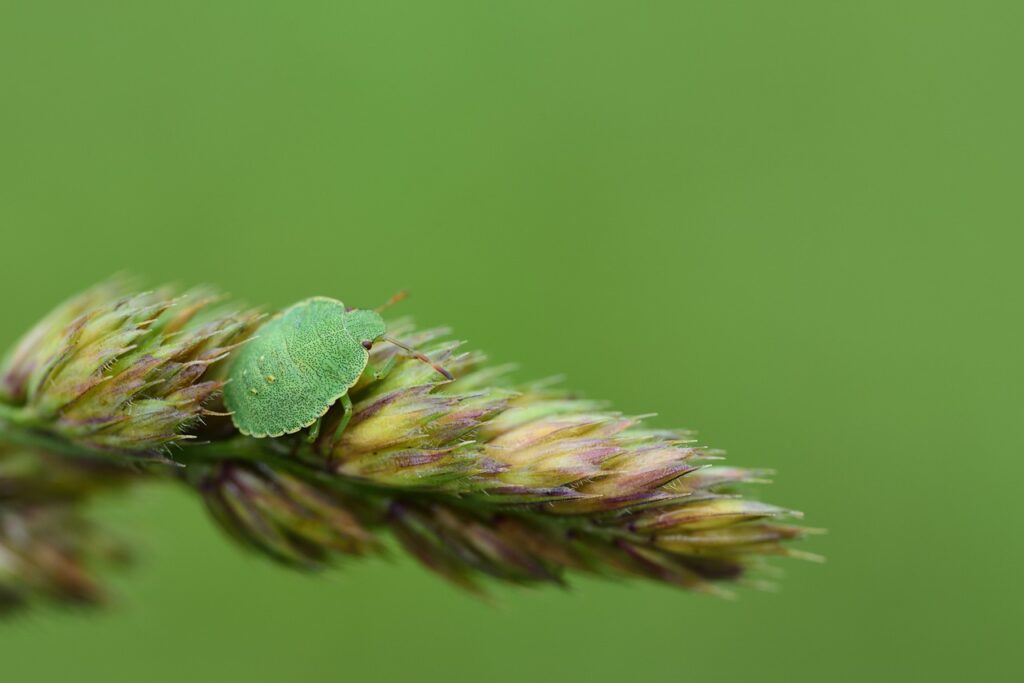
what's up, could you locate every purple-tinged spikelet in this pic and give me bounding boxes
[1,282,260,458]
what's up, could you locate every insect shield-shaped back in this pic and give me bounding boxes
[223,297,383,438]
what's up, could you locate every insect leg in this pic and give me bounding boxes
[366,354,399,382]
[306,417,322,443]
[328,393,354,450]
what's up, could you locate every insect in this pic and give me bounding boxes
[223,296,451,448]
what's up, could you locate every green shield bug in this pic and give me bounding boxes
[223,296,451,447]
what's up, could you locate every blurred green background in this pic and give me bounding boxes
[1,1,1019,680]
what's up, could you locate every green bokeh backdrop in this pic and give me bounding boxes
[1,2,1018,680]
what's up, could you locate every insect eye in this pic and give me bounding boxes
[361,340,373,350]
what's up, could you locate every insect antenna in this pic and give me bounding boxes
[375,290,409,313]
[382,335,454,380]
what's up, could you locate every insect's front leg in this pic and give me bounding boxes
[366,355,398,382]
